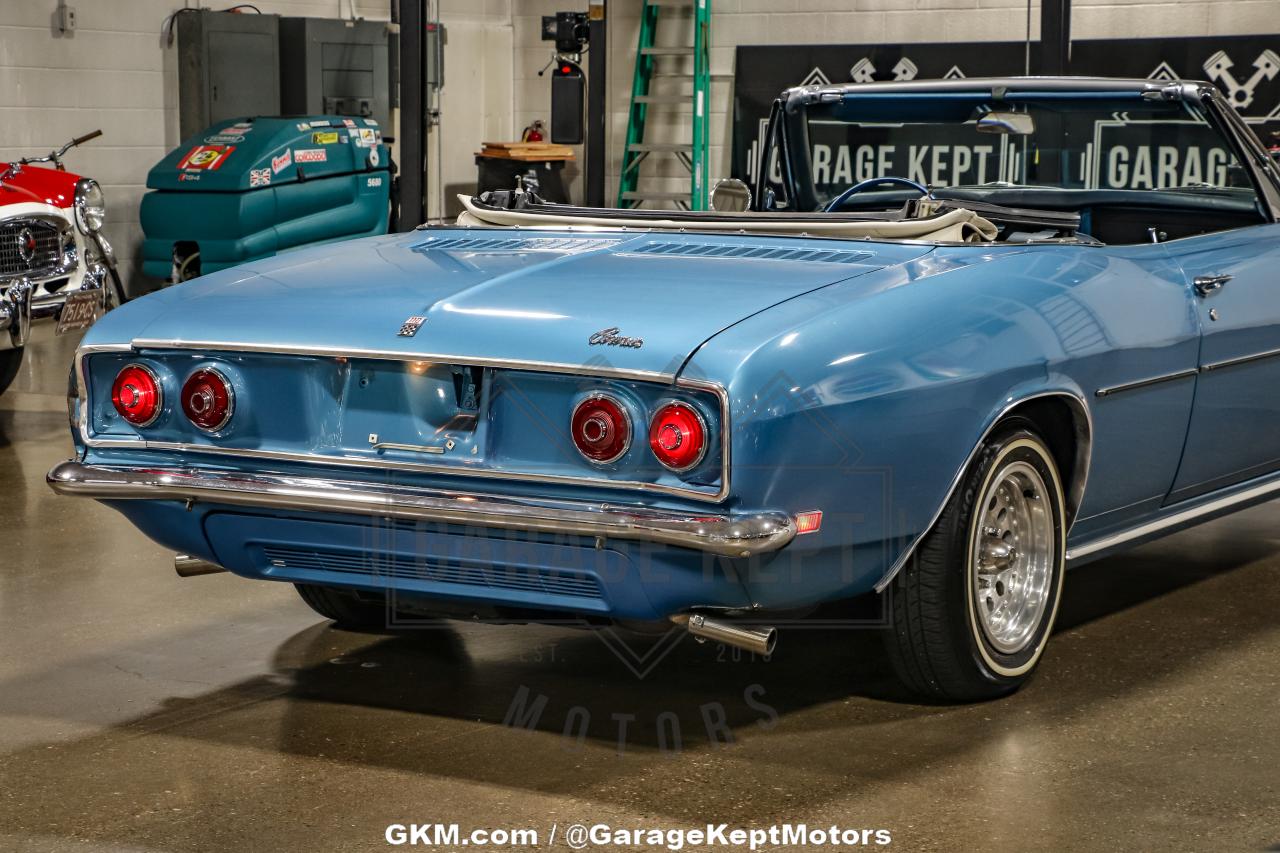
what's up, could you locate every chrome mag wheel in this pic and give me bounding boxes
[885,425,1065,701]
[971,459,1055,656]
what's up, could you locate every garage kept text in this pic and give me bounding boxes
[733,34,1280,197]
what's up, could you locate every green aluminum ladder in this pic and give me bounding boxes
[616,0,711,210]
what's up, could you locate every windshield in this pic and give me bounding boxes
[777,92,1255,210]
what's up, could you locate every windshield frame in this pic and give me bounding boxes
[752,78,1280,221]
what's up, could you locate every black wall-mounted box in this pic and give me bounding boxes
[551,61,584,145]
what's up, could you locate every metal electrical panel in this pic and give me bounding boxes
[279,18,391,129]
[425,22,446,89]
[177,11,281,140]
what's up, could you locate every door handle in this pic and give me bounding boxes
[1194,274,1231,298]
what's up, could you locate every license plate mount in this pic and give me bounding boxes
[56,289,103,335]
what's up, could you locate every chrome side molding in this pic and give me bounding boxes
[1066,470,1280,562]
[47,460,796,558]
[1095,348,1280,398]
[1094,367,1198,398]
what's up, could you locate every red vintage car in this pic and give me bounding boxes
[0,131,122,395]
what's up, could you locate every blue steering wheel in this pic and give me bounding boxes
[825,177,930,212]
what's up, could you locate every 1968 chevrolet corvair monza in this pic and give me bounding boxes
[48,77,1280,700]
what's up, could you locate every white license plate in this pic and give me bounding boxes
[56,290,102,336]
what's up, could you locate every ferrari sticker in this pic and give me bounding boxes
[358,128,377,147]
[271,149,292,174]
[177,145,234,171]
[249,168,271,187]
[294,148,327,163]
[312,130,340,145]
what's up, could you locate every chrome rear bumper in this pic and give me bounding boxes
[47,461,797,558]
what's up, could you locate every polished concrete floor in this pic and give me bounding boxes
[1,324,1278,852]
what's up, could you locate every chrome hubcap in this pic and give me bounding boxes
[972,460,1055,655]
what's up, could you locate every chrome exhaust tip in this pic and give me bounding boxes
[174,554,227,578]
[673,613,777,656]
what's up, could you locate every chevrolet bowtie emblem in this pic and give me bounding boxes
[398,316,426,337]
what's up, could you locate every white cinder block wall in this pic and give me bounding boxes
[0,0,512,290]
[3,0,1274,285]
[513,0,1280,205]
[429,0,513,220]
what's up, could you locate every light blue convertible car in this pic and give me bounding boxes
[49,77,1280,700]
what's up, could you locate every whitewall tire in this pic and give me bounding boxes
[883,423,1067,701]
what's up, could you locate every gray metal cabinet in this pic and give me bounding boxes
[177,11,281,140]
[279,18,392,131]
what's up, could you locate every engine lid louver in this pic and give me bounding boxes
[412,236,621,255]
[623,242,875,264]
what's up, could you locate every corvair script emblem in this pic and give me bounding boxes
[589,327,644,349]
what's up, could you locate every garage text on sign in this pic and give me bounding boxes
[758,119,1242,192]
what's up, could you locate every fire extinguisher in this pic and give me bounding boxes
[522,120,546,143]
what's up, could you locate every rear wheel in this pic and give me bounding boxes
[295,584,396,631]
[883,423,1067,702]
[0,347,23,396]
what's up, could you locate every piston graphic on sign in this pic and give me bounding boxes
[848,57,919,83]
[849,58,876,83]
[891,58,918,81]
[1203,49,1280,110]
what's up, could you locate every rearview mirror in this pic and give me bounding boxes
[710,178,752,212]
[977,111,1035,135]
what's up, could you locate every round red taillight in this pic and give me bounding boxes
[111,364,162,428]
[570,395,631,464]
[181,368,234,432]
[649,402,708,471]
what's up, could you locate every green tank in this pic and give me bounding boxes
[140,115,391,282]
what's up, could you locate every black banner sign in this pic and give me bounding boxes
[732,35,1280,191]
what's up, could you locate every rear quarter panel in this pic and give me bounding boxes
[686,240,1199,605]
